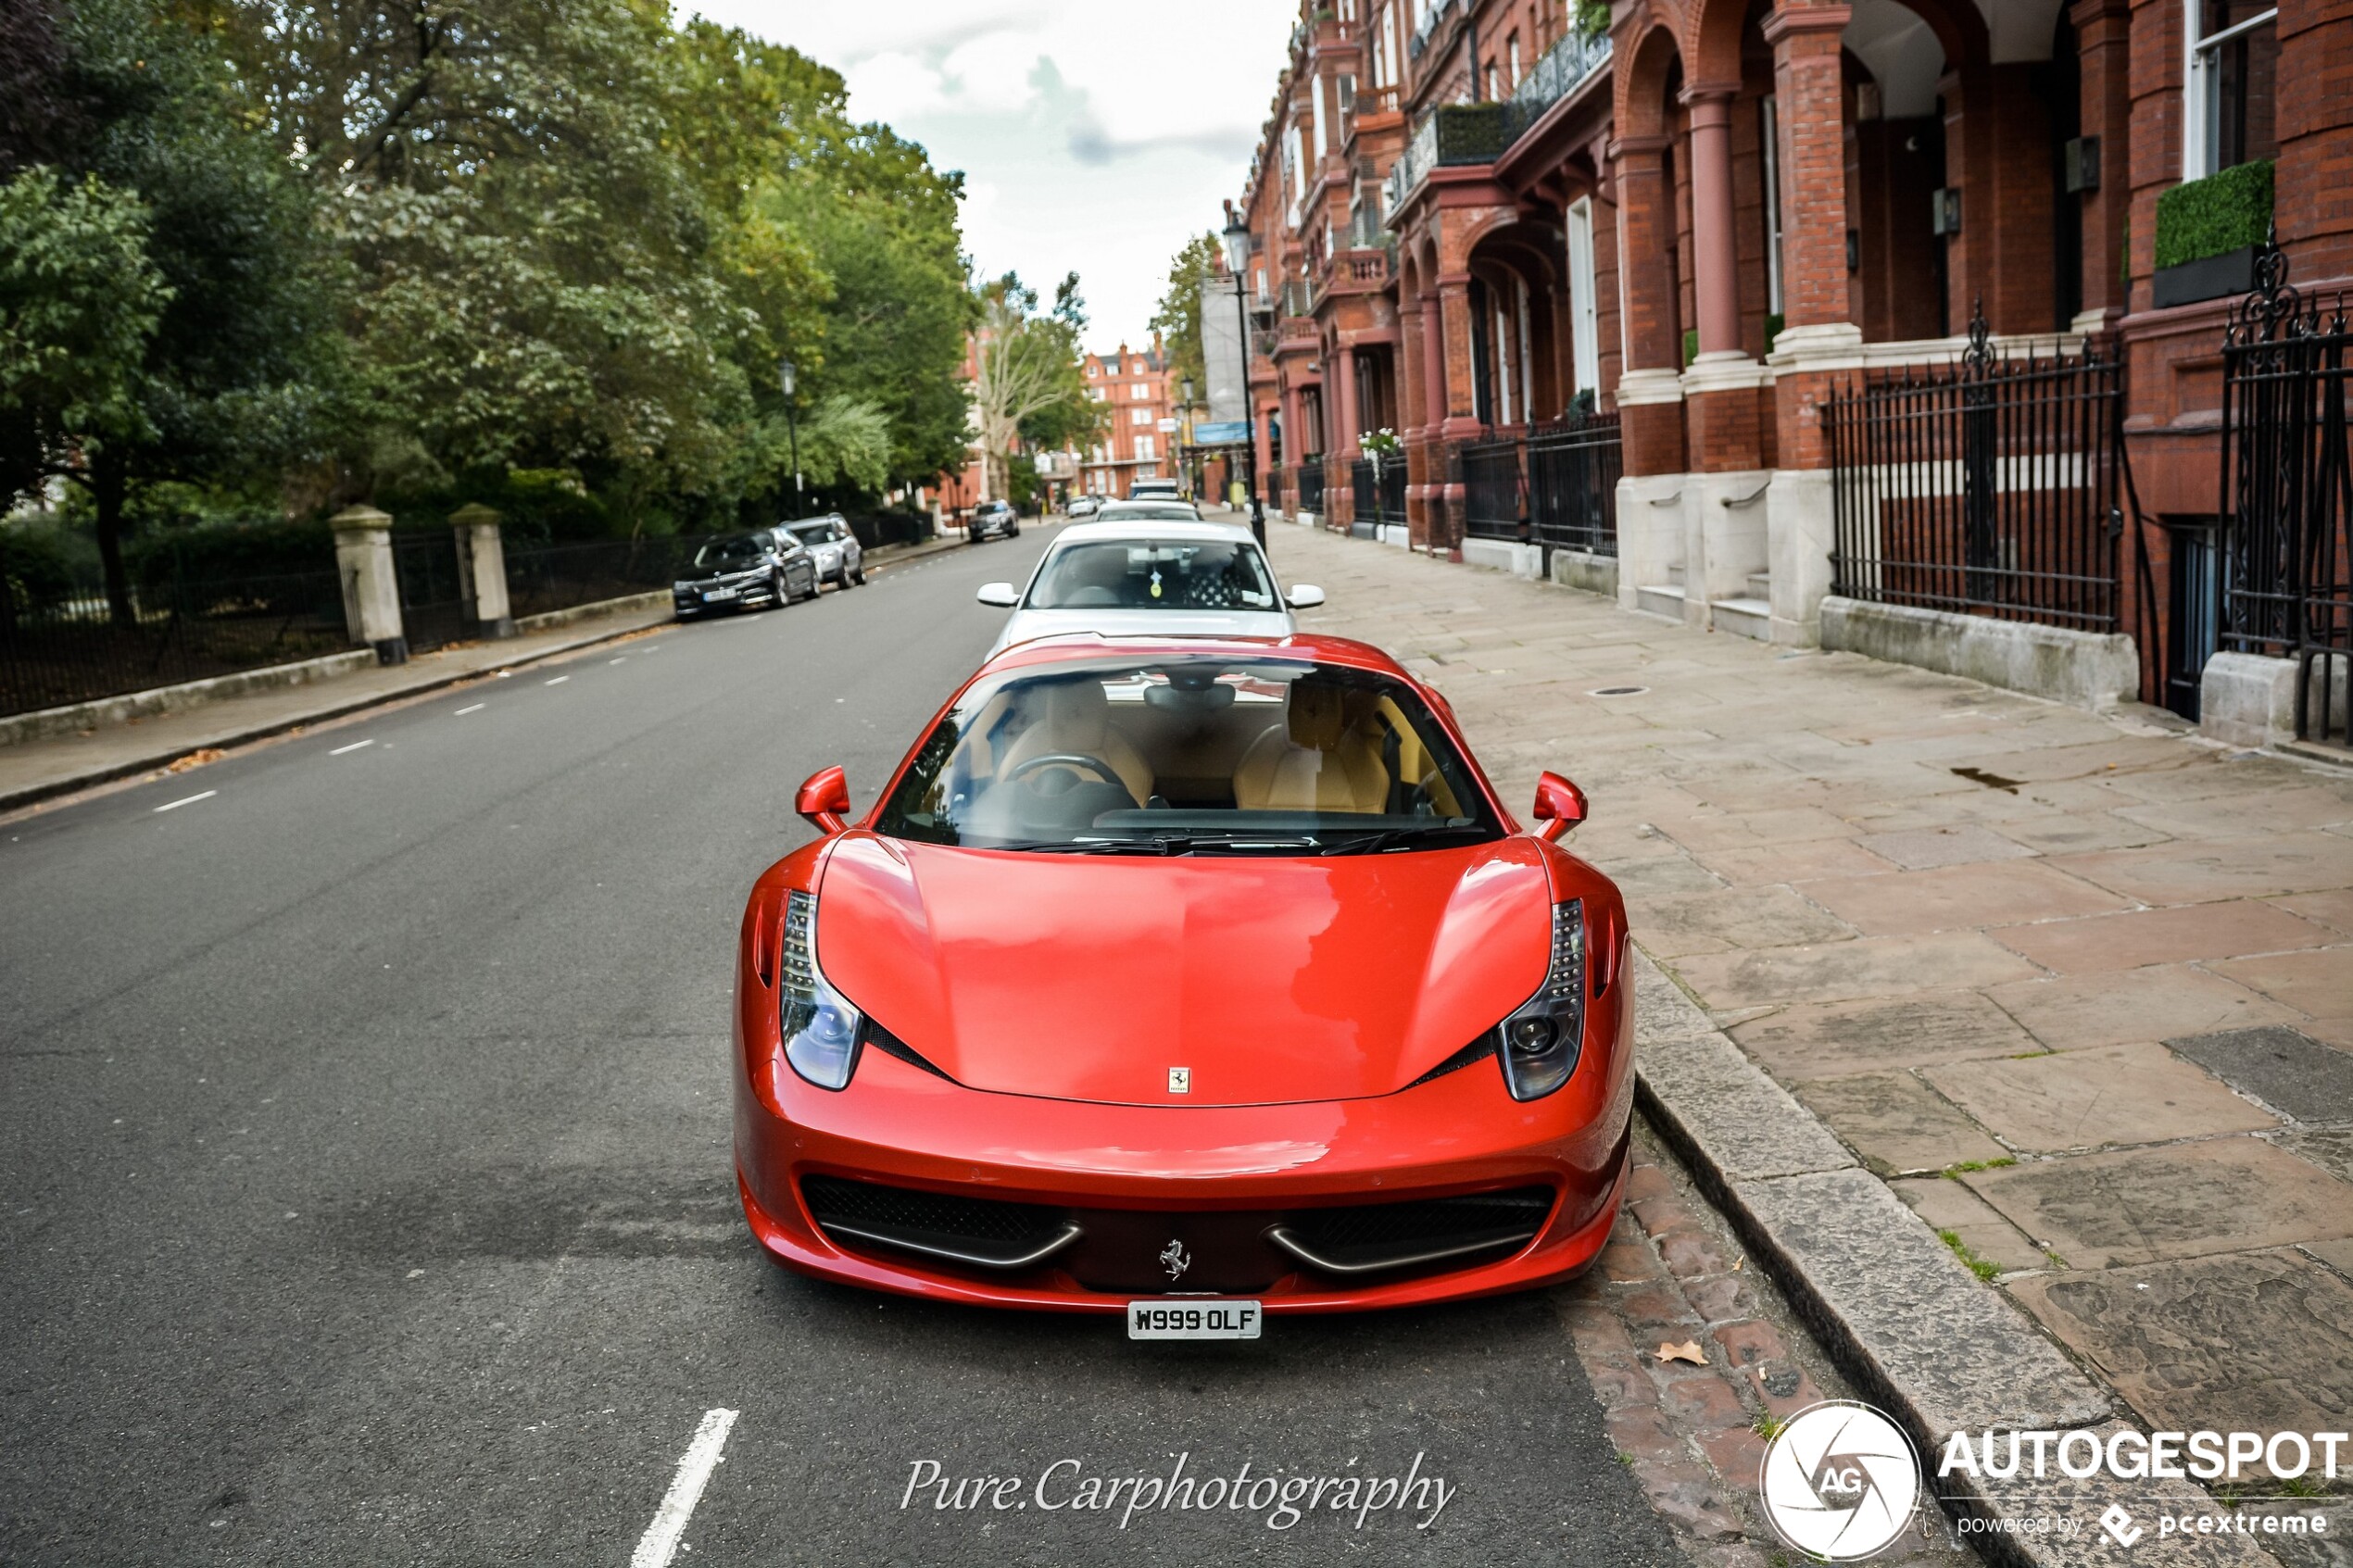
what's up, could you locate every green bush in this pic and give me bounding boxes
[0,526,79,614]
[127,518,337,589]
[2155,160,2272,270]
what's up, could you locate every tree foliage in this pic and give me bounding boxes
[969,271,1098,501]
[1149,232,1226,401]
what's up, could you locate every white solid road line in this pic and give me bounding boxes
[629,1408,739,1568]
[456,703,485,715]
[329,739,374,756]
[154,790,218,813]
[544,675,569,685]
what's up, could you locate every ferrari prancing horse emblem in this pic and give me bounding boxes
[1160,1239,1190,1280]
[1167,1066,1191,1094]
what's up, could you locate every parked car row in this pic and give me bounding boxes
[673,514,864,620]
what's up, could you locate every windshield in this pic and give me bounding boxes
[788,523,837,544]
[693,536,767,571]
[1026,539,1277,611]
[875,657,1504,854]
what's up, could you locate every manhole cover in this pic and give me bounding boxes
[1588,685,1648,697]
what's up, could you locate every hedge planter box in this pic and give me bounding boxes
[2153,245,2257,309]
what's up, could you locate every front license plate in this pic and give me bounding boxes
[702,587,737,602]
[1126,1300,1262,1340]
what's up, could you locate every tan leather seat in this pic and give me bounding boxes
[1232,683,1390,811]
[998,679,1154,805]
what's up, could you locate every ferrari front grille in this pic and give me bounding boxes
[1268,1185,1554,1276]
[799,1174,1079,1270]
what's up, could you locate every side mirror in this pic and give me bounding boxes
[796,765,852,835]
[1532,771,1587,840]
[975,582,1019,608]
[1284,583,1326,609]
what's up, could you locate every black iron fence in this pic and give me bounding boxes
[1295,461,1326,516]
[1461,435,1525,539]
[1351,456,1408,531]
[1529,412,1622,556]
[505,534,719,621]
[394,532,468,653]
[0,562,350,719]
[2216,256,2352,746]
[1825,307,2123,633]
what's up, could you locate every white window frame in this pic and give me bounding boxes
[1760,94,1785,319]
[2183,2,2279,181]
[1130,408,1151,426]
[1134,434,1157,460]
[1568,196,1602,395]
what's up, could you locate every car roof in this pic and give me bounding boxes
[978,632,1407,682]
[1051,519,1255,545]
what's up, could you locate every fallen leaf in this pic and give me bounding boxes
[166,748,225,773]
[1732,1256,1745,1272]
[1657,1340,1707,1366]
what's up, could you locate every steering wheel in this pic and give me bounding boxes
[1006,752,1126,793]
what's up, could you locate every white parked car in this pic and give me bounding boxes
[784,514,863,588]
[975,519,1324,657]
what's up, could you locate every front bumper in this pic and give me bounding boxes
[732,1000,1634,1315]
[673,577,779,615]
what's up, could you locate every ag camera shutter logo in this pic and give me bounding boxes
[1759,1401,1923,1560]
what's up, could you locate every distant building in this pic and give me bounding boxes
[1078,340,1178,497]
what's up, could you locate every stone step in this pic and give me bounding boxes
[1633,583,1687,621]
[1711,596,1771,641]
[1747,571,1772,600]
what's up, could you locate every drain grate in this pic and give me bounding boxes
[1588,685,1648,697]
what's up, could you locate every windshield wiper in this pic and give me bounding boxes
[1316,824,1490,855]
[983,834,1318,856]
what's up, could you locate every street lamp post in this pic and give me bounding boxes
[1219,209,1265,546]
[1180,377,1198,500]
[779,358,804,515]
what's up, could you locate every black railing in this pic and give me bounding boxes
[505,534,719,621]
[1351,456,1408,531]
[1295,462,1327,516]
[1461,435,1527,540]
[2217,253,2352,746]
[1528,413,1623,556]
[1825,307,2123,633]
[394,532,468,653]
[0,563,350,719]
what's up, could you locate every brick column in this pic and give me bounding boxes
[1684,85,1743,358]
[1763,5,1854,333]
[2070,0,2132,327]
[1334,345,1360,448]
[1433,278,1478,551]
[1613,134,1687,477]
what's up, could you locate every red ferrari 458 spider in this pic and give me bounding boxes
[732,633,1633,1336]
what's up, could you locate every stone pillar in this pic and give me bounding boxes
[1684,86,1743,358]
[448,502,515,640]
[330,505,407,665]
[2070,0,2132,329]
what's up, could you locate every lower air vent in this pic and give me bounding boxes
[1268,1185,1554,1276]
[799,1174,1078,1270]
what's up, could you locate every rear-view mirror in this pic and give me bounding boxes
[976,582,1019,608]
[1284,583,1326,609]
[796,765,852,835]
[1532,771,1588,840]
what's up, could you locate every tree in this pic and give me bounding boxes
[969,271,1098,502]
[0,169,170,514]
[1149,232,1226,402]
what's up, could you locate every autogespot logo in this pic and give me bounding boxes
[1759,1400,1924,1561]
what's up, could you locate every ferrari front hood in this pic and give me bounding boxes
[814,834,1552,1106]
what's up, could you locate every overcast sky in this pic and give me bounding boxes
[686,2,1299,355]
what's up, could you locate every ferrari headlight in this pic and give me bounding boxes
[1495,899,1585,1101]
[780,889,863,1090]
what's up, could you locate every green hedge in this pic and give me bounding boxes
[126,519,337,590]
[2155,160,2272,270]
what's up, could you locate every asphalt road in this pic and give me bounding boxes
[0,522,1684,1567]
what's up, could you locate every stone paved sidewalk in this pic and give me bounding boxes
[1262,519,2353,1539]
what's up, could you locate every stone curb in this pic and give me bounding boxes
[0,603,669,817]
[1630,933,2274,1566]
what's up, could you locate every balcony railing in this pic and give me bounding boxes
[1508,28,1613,138]
[1385,30,1614,216]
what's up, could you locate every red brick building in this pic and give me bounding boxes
[1232,0,2351,747]
[1079,341,1180,496]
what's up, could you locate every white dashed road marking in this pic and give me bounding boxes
[630,1408,739,1568]
[329,739,374,756]
[456,703,485,715]
[544,675,569,685]
[154,791,217,813]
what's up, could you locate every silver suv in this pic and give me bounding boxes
[784,514,863,589]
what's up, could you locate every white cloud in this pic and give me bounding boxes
[682,0,1296,345]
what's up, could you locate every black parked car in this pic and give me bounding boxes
[673,532,819,619]
[968,499,1020,543]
